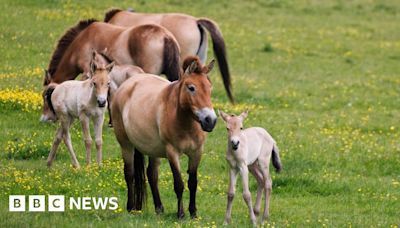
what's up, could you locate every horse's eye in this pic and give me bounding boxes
[187,84,196,93]
[226,127,229,130]
[240,127,243,130]
[92,82,96,86]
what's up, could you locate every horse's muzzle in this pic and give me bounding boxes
[196,108,217,132]
[231,141,240,150]
[97,99,107,108]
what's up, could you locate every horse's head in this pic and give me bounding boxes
[219,110,248,150]
[40,70,58,122]
[89,50,114,108]
[179,56,217,132]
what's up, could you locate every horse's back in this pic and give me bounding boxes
[52,80,84,116]
[108,11,201,62]
[243,127,275,164]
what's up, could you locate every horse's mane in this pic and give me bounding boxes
[104,9,122,22]
[47,19,97,77]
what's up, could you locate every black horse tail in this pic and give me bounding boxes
[197,18,234,103]
[272,144,282,173]
[45,86,56,116]
[104,8,122,22]
[162,36,180,81]
[133,149,147,210]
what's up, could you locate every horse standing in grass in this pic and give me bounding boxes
[111,56,217,218]
[104,9,234,102]
[46,51,114,168]
[219,111,282,225]
[40,18,181,122]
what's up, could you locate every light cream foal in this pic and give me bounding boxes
[219,110,282,225]
[46,53,114,168]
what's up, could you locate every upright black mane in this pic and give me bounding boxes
[47,19,97,81]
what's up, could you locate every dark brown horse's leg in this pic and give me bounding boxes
[107,90,113,127]
[167,151,185,219]
[122,148,134,211]
[188,153,201,218]
[147,157,164,214]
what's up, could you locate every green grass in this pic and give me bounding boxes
[1,0,399,227]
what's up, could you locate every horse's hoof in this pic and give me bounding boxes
[155,205,164,214]
[177,211,185,219]
[223,218,231,225]
[254,209,260,217]
[190,212,197,219]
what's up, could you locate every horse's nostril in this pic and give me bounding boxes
[205,116,211,124]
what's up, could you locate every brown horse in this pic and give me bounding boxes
[40,19,180,122]
[111,56,217,218]
[104,9,234,102]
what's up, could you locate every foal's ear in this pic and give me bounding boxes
[90,62,96,75]
[184,60,197,75]
[239,110,248,120]
[205,59,215,74]
[106,62,115,72]
[218,110,229,122]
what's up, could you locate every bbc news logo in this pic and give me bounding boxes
[9,195,118,212]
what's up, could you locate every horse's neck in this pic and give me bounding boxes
[162,82,201,132]
[51,64,80,84]
[79,80,96,107]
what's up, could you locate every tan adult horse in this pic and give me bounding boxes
[41,18,180,122]
[111,56,217,218]
[104,9,234,102]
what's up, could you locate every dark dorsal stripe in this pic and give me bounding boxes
[104,9,122,22]
[47,19,97,78]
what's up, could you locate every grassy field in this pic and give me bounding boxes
[1,0,399,227]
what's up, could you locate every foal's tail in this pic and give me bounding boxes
[162,36,180,81]
[46,86,56,116]
[133,149,147,210]
[272,144,282,173]
[197,19,233,103]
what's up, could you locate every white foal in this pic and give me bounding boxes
[88,51,144,127]
[46,52,114,168]
[220,110,282,225]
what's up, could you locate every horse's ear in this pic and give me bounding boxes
[106,62,115,73]
[43,69,51,85]
[205,59,215,74]
[184,60,197,75]
[219,110,229,122]
[239,110,248,120]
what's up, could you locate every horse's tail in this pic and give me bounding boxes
[197,19,233,103]
[272,144,282,173]
[133,149,147,210]
[46,86,56,116]
[104,8,122,22]
[162,36,180,81]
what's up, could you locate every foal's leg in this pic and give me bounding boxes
[79,114,92,165]
[187,152,202,218]
[147,157,164,214]
[122,146,134,211]
[62,117,80,168]
[47,127,63,167]
[260,166,272,221]
[93,115,105,166]
[166,146,185,219]
[224,168,237,225]
[239,164,257,225]
[249,163,264,217]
